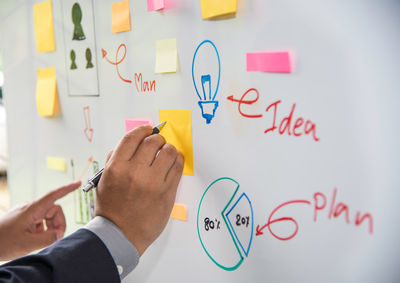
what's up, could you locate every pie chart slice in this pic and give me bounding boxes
[225,192,254,257]
[197,177,244,271]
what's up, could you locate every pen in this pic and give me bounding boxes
[82,121,167,193]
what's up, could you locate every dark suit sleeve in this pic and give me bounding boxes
[0,229,120,283]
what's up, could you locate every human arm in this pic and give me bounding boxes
[0,228,120,283]
[0,125,184,281]
[0,181,81,261]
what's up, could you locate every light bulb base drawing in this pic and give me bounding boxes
[198,100,219,124]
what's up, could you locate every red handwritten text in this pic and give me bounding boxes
[265,100,319,141]
[256,188,374,240]
[134,73,156,93]
[227,88,320,142]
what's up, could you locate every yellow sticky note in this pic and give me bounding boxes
[47,157,67,172]
[170,203,187,221]
[200,0,237,19]
[159,109,194,176]
[36,67,59,117]
[155,39,178,74]
[33,0,56,53]
[112,0,131,33]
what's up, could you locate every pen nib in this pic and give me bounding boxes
[156,121,166,132]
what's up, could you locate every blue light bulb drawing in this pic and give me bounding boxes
[192,40,221,124]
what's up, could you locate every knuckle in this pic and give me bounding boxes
[175,154,184,171]
[142,136,156,148]
[121,132,139,146]
[143,135,165,149]
[156,134,166,144]
[106,161,121,178]
[162,144,178,158]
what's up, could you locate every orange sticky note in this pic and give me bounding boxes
[170,203,187,221]
[36,67,60,117]
[159,110,194,176]
[200,0,237,19]
[33,0,56,52]
[112,0,131,33]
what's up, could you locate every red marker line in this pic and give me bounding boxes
[101,44,132,83]
[256,199,311,240]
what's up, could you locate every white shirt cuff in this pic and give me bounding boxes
[83,216,139,279]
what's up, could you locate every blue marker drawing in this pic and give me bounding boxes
[201,75,211,100]
[225,192,254,257]
[192,40,221,124]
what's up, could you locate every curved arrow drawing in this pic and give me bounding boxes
[101,43,132,83]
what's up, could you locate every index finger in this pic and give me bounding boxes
[112,125,153,161]
[34,181,81,208]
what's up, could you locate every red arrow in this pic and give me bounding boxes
[255,200,311,240]
[255,217,294,237]
[227,88,263,118]
[83,106,94,143]
[227,95,255,104]
[84,127,94,143]
[255,224,265,236]
[101,44,132,83]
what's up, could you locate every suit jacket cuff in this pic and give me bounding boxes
[84,216,139,279]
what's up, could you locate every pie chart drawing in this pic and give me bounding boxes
[197,177,254,271]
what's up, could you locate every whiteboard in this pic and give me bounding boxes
[1,0,400,282]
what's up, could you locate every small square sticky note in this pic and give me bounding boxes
[148,0,164,11]
[155,39,178,74]
[159,109,193,175]
[170,203,187,221]
[112,0,131,33]
[200,0,237,19]
[246,51,292,73]
[125,119,153,132]
[33,0,56,52]
[47,157,67,172]
[36,67,60,117]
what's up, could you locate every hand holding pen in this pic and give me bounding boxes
[93,123,184,255]
[82,122,167,192]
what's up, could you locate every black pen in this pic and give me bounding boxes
[82,121,167,193]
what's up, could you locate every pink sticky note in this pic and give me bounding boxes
[246,51,292,73]
[148,0,164,11]
[125,120,153,132]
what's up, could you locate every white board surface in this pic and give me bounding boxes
[1,0,400,282]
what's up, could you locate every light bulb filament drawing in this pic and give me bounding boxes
[192,40,221,124]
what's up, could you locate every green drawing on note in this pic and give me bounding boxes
[72,159,98,225]
[72,3,86,40]
[70,49,77,70]
[85,48,94,69]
